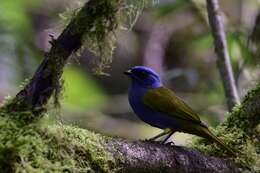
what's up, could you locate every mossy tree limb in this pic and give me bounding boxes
[1,83,258,172]
[0,114,239,173]
[7,0,122,118]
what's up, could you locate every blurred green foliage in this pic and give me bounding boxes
[227,32,254,66]
[62,66,106,111]
[0,0,41,84]
[155,0,189,17]
[0,0,38,33]
[189,33,213,52]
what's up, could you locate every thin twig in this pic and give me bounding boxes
[206,0,240,111]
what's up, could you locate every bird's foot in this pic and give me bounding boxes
[164,141,175,146]
[143,139,161,144]
[143,139,175,146]
[159,140,175,145]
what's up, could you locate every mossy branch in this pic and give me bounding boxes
[6,0,123,120]
[0,115,239,173]
[6,0,154,121]
[1,83,259,172]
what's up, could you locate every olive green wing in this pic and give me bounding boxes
[143,86,202,124]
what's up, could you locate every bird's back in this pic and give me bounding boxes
[128,84,181,129]
[143,87,203,126]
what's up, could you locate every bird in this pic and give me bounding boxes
[124,66,235,156]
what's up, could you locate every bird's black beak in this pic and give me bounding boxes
[124,70,132,76]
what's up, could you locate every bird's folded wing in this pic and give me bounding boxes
[143,86,202,124]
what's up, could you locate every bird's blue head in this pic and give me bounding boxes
[124,66,162,88]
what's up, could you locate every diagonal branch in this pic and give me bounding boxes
[8,0,121,117]
[206,0,240,111]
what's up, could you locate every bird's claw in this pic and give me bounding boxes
[143,139,175,146]
[143,139,161,144]
[164,141,175,146]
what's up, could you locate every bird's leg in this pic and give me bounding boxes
[148,128,172,141]
[160,131,174,144]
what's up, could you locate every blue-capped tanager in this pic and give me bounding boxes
[124,66,235,155]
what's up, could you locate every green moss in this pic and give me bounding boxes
[191,84,260,171]
[1,84,259,172]
[0,105,116,173]
[0,96,46,124]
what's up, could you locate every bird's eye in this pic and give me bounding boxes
[137,71,148,78]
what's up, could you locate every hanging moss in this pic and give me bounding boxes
[60,0,158,75]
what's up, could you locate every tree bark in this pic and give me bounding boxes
[104,139,239,173]
[206,0,240,111]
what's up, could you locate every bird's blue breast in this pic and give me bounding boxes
[128,83,180,130]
